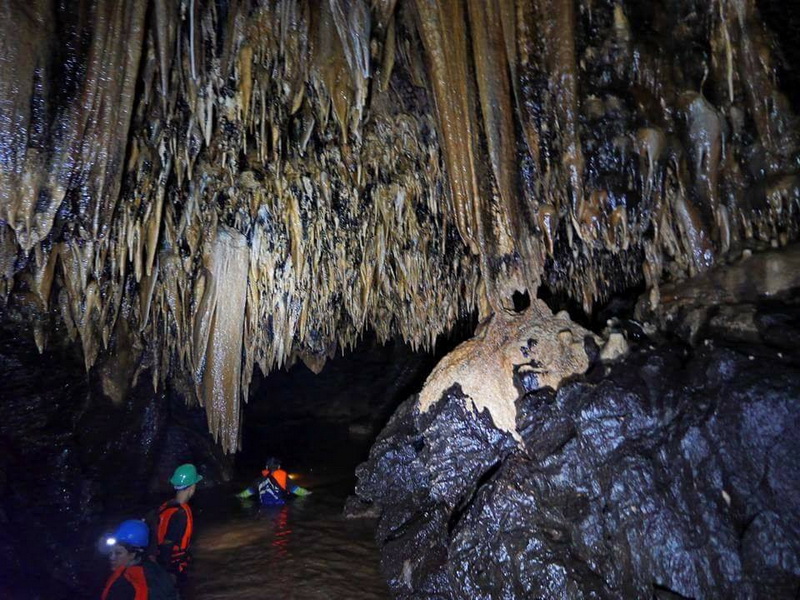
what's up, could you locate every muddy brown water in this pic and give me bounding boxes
[83,420,391,600]
[179,419,390,600]
[187,480,388,600]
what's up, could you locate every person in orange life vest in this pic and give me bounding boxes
[156,463,202,582]
[102,519,177,600]
[236,457,310,505]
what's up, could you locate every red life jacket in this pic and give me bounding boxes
[101,565,148,600]
[260,468,288,490]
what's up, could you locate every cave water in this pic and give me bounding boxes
[1,0,799,598]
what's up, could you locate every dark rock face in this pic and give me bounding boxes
[350,386,518,596]
[0,330,226,599]
[352,303,800,598]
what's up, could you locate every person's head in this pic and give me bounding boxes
[169,464,203,500]
[265,457,281,471]
[109,542,143,570]
[106,520,148,570]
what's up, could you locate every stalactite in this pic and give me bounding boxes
[0,0,796,448]
[412,0,481,255]
[192,226,249,452]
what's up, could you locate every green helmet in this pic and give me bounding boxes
[170,464,203,489]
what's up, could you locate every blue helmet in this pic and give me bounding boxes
[108,519,149,548]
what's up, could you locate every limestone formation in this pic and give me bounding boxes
[418,299,596,438]
[0,0,797,449]
[352,276,800,598]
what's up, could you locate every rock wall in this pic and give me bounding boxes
[351,295,800,598]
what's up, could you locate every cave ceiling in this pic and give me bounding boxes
[0,0,797,450]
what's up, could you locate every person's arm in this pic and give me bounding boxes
[236,477,263,498]
[236,486,256,498]
[289,484,311,496]
[144,560,179,600]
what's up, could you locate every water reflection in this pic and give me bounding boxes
[190,485,387,600]
[271,505,291,559]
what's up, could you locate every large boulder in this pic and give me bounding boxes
[352,298,800,598]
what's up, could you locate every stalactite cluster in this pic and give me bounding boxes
[0,0,797,450]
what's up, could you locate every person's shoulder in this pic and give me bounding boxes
[143,560,178,599]
[142,559,170,579]
[158,499,177,512]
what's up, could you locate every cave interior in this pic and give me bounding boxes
[1,0,799,598]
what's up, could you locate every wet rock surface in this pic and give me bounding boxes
[352,297,800,599]
[637,244,800,344]
[2,0,799,449]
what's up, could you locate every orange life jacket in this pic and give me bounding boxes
[156,502,193,550]
[156,501,193,573]
[260,468,288,490]
[101,565,148,600]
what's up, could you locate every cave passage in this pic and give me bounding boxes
[0,326,458,599]
[1,0,799,597]
[190,334,452,599]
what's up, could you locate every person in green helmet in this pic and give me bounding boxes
[154,463,202,588]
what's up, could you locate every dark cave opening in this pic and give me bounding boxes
[537,280,648,334]
[238,337,434,481]
[757,0,800,107]
[232,320,479,498]
[510,289,532,313]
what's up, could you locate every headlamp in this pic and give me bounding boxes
[105,537,117,547]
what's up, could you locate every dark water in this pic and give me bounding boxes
[187,420,389,600]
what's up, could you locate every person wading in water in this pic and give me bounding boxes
[102,519,177,600]
[154,464,202,591]
[236,457,310,505]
